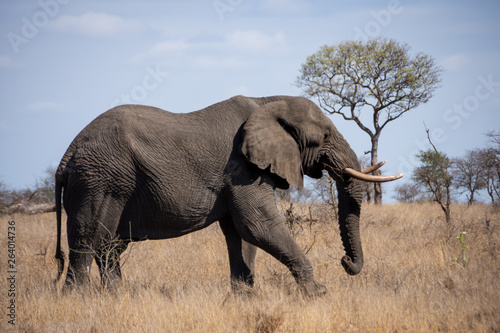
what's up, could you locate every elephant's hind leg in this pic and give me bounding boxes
[65,246,93,288]
[65,214,94,288]
[219,217,257,293]
[65,192,126,290]
[95,238,129,290]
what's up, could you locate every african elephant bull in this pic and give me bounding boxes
[55,95,401,296]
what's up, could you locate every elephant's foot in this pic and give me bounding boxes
[61,277,90,294]
[292,267,327,297]
[298,280,327,298]
[101,276,123,293]
[230,279,256,298]
[62,267,90,291]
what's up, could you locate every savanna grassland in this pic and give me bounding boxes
[1,202,499,332]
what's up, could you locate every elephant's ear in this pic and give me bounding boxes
[240,100,303,190]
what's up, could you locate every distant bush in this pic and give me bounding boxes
[0,166,56,214]
[395,131,500,209]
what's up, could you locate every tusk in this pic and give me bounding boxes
[361,160,386,174]
[343,168,403,182]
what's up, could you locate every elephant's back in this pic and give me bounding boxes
[72,97,258,146]
[65,104,182,155]
[57,101,246,192]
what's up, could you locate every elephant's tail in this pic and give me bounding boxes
[55,171,65,283]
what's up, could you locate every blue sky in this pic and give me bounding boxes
[1,0,499,201]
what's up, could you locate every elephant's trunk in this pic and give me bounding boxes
[336,179,363,275]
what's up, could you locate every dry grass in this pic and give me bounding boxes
[1,202,499,332]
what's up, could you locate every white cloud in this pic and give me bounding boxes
[442,53,470,72]
[228,85,251,96]
[27,101,64,111]
[226,30,286,52]
[130,30,287,67]
[194,56,245,70]
[131,40,191,64]
[50,12,142,38]
[148,40,191,54]
[0,56,16,68]
[259,0,311,15]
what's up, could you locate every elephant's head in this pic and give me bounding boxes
[240,96,402,275]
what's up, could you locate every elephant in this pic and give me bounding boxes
[54,95,402,296]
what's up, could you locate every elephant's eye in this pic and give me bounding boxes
[323,133,329,140]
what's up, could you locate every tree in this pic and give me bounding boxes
[454,150,486,205]
[0,181,11,211]
[276,185,313,203]
[393,181,425,203]
[480,131,500,205]
[358,155,375,203]
[297,38,442,204]
[478,148,499,205]
[33,166,57,204]
[413,149,454,224]
[0,166,57,214]
[313,172,338,220]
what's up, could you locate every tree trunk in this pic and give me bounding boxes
[445,210,452,224]
[371,136,382,205]
[467,190,476,206]
[445,186,452,224]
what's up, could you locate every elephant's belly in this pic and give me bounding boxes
[118,217,216,240]
[116,188,226,240]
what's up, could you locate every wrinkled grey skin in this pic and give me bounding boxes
[55,95,364,296]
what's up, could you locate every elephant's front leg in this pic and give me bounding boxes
[219,218,257,293]
[228,182,327,297]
